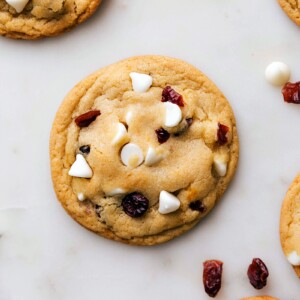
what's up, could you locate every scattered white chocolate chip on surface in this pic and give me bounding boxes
[163,102,182,127]
[265,61,290,86]
[125,111,133,125]
[106,188,126,197]
[68,154,93,178]
[121,143,144,168]
[112,122,129,145]
[159,191,181,214]
[145,147,165,166]
[77,193,86,201]
[287,251,300,266]
[6,0,29,13]
[130,72,153,93]
[213,156,227,177]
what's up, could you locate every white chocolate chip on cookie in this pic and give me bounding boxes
[106,188,126,197]
[145,147,166,166]
[77,193,86,201]
[130,72,153,93]
[287,251,300,266]
[159,191,181,214]
[6,0,29,13]
[112,122,129,146]
[69,154,93,178]
[121,143,144,168]
[164,102,182,127]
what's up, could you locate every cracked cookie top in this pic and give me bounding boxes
[278,0,300,25]
[50,56,239,246]
[0,0,102,39]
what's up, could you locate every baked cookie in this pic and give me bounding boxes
[278,0,300,26]
[0,0,102,39]
[280,174,300,277]
[50,55,239,246]
[242,297,278,300]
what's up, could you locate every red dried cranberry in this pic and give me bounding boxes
[186,118,193,126]
[189,200,207,213]
[79,145,90,154]
[122,192,149,218]
[247,258,269,290]
[282,82,300,104]
[155,128,170,144]
[203,260,223,298]
[75,110,101,127]
[217,123,229,146]
[162,86,184,107]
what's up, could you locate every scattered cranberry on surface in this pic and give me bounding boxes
[217,123,229,146]
[282,81,300,104]
[155,127,170,144]
[79,145,90,154]
[247,258,269,290]
[122,192,149,218]
[162,86,184,107]
[189,200,207,213]
[75,110,101,127]
[203,260,223,298]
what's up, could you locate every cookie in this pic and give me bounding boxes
[0,0,102,39]
[278,0,300,26]
[50,55,239,246]
[280,174,300,277]
[242,297,278,300]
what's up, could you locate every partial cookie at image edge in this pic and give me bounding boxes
[278,0,300,26]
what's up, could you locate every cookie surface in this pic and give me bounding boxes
[50,55,239,246]
[278,0,300,26]
[0,0,102,39]
[242,297,278,300]
[280,174,300,277]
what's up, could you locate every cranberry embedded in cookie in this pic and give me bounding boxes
[50,55,239,245]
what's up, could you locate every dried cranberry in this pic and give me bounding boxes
[247,258,269,290]
[79,145,90,154]
[217,123,229,145]
[122,192,149,218]
[203,260,223,298]
[186,118,193,126]
[189,200,207,213]
[75,110,101,127]
[155,128,170,144]
[162,86,184,107]
[282,81,300,104]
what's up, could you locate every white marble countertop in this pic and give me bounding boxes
[1,0,300,299]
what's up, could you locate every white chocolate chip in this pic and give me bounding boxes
[287,251,300,266]
[106,188,126,197]
[213,156,227,177]
[77,193,86,201]
[163,102,182,127]
[159,191,181,214]
[5,0,29,13]
[68,154,93,178]
[125,111,133,125]
[130,72,153,93]
[145,147,165,166]
[265,62,290,86]
[112,123,129,145]
[121,143,144,168]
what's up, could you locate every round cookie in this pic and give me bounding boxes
[242,297,278,300]
[0,0,102,39]
[278,0,300,26]
[50,55,239,246]
[280,174,300,277]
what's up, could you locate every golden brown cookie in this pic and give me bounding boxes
[278,0,300,26]
[280,174,300,277]
[0,0,102,39]
[242,297,279,300]
[50,55,239,246]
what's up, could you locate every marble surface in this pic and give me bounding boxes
[1,0,300,299]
